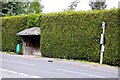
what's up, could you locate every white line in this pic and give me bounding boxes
[7,71,17,74]
[0,59,35,66]
[57,68,105,78]
[18,73,29,76]
[0,68,43,78]
[31,76,43,78]
[0,69,7,72]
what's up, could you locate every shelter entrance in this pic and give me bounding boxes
[17,27,41,56]
[22,35,40,55]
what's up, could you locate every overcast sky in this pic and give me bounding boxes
[41,0,120,13]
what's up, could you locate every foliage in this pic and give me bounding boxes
[0,27,2,51]
[2,9,119,66]
[2,16,26,51]
[28,0,42,14]
[40,9,119,66]
[64,0,80,11]
[89,0,107,10]
[1,2,25,16]
[1,0,43,16]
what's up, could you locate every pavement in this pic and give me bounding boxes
[0,51,119,78]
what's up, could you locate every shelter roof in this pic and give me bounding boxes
[17,27,40,36]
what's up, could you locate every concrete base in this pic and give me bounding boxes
[33,52,42,56]
[32,49,42,56]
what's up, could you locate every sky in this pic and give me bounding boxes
[41,0,120,13]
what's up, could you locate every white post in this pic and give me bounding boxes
[100,52,103,64]
[100,22,105,64]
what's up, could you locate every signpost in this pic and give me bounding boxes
[100,22,105,64]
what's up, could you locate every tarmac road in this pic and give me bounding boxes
[0,51,118,78]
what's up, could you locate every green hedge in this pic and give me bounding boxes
[40,9,119,66]
[0,26,2,51]
[2,9,119,66]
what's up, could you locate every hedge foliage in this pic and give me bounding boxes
[0,35,1,51]
[1,9,119,66]
[40,9,119,66]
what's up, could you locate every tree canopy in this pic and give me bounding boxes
[1,0,43,16]
[2,2,25,16]
[64,0,80,11]
[89,0,107,10]
[28,0,42,14]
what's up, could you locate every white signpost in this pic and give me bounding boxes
[100,22,105,64]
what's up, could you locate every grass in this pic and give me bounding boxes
[4,51,22,55]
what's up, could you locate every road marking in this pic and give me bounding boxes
[18,73,29,76]
[7,70,17,74]
[0,59,35,66]
[0,69,7,72]
[0,68,43,78]
[56,68,105,78]
[31,76,43,78]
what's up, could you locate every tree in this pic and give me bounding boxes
[64,0,80,11]
[2,2,25,16]
[28,0,42,14]
[89,0,107,10]
[1,0,43,16]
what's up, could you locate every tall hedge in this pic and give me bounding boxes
[1,9,119,66]
[40,9,119,66]
[0,20,2,51]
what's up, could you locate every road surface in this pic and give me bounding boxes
[0,51,118,78]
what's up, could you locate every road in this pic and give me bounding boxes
[0,51,118,78]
